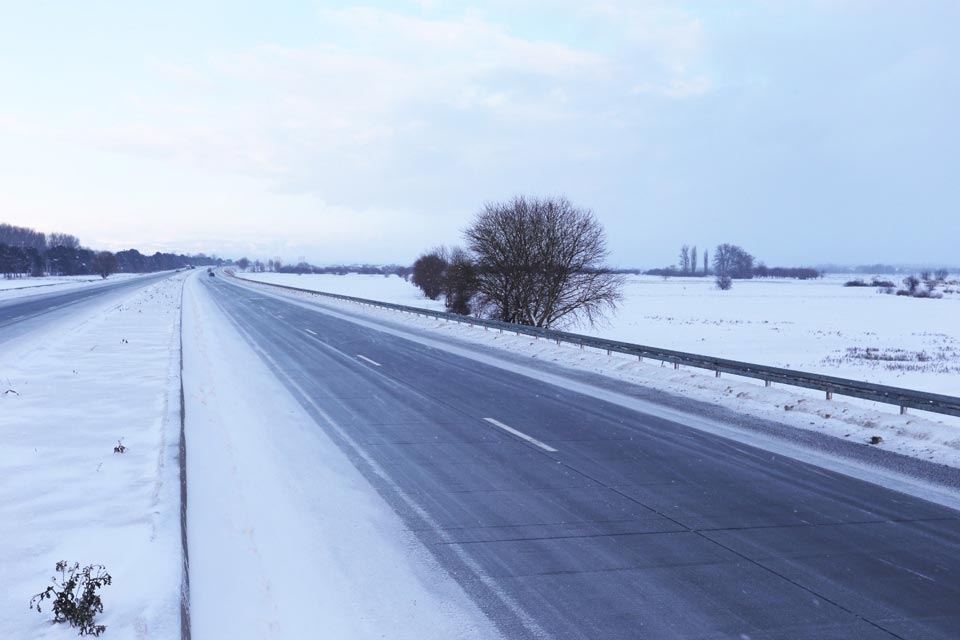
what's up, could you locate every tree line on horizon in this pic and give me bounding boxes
[232,256,411,278]
[0,222,220,279]
[644,243,822,285]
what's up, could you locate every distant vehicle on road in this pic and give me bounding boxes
[208,271,215,278]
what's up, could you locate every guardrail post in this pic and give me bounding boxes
[764,381,772,387]
[900,406,908,415]
[715,370,721,378]
[826,391,833,400]
[674,362,679,370]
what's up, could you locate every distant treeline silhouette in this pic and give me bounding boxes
[0,222,219,278]
[644,243,820,281]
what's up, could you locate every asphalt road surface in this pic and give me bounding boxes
[205,275,960,640]
[0,273,171,341]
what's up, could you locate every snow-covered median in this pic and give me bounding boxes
[0,273,185,638]
[182,274,497,639]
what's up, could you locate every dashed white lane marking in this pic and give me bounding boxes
[304,329,317,336]
[357,355,381,367]
[483,418,558,452]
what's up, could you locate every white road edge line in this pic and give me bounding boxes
[484,418,558,452]
[357,354,381,367]
[304,328,317,336]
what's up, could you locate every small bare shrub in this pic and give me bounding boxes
[30,561,112,637]
[902,275,921,295]
[716,275,733,291]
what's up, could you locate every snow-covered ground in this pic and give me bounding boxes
[232,274,960,468]
[238,272,960,397]
[4,267,957,637]
[182,274,498,639]
[0,273,186,638]
[0,273,144,301]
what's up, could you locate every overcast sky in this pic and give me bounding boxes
[1,1,956,267]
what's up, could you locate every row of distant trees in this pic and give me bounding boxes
[646,243,820,288]
[0,222,219,278]
[232,256,411,278]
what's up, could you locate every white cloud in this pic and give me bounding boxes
[0,2,721,261]
[92,4,712,201]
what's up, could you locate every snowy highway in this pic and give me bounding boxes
[0,272,170,343]
[195,274,960,639]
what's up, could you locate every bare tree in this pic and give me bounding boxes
[236,257,250,271]
[690,246,697,276]
[442,246,478,315]
[679,245,690,274]
[48,233,81,250]
[902,275,921,295]
[412,249,448,300]
[464,196,623,328]
[713,243,754,279]
[92,251,117,279]
[703,249,709,275]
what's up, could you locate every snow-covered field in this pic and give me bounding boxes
[0,273,186,638]
[238,272,960,397]
[234,273,960,467]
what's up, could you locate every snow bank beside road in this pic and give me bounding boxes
[0,273,185,638]
[182,275,497,640]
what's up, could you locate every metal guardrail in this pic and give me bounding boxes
[236,276,960,419]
